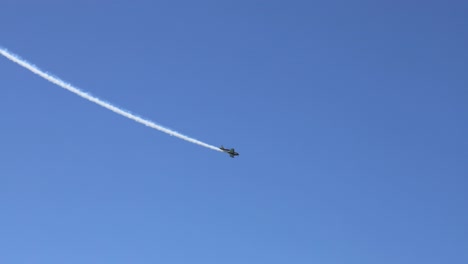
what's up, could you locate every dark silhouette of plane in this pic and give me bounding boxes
[220,146,239,158]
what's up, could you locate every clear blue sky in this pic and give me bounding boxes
[1,1,467,263]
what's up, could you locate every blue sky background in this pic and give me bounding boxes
[1,1,467,263]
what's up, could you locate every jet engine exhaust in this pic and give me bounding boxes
[0,47,222,152]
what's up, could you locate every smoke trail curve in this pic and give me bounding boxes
[0,48,222,152]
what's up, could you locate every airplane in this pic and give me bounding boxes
[220,145,239,158]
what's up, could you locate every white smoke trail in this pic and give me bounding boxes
[0,47,222,152]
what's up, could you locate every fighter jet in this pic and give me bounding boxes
[220,145,239,158]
